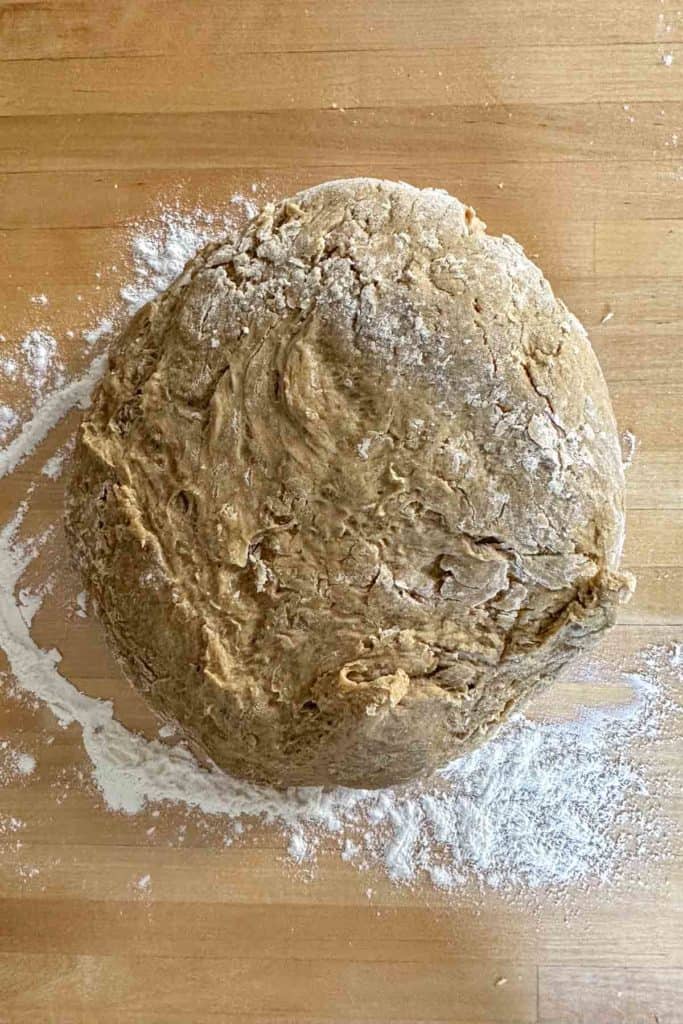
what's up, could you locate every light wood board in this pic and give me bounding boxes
[0,2,681,1021]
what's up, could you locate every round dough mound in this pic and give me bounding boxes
[66,178,633,788]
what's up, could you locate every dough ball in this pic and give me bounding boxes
[66,178,633,788]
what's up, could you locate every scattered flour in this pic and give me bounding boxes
[119,205,237,313]
[0,194,679,902]
[0,405,18,441]
[0,815,24,838]
[41,445,70,480]
[20,330,60,394]
[1,358,18,380]
[0,741,36,784]
[230,192,260,219]
[18,585,44,626]
[82,317,113,346]
[287,831,310,864]
[0,354,108,480]
[15,752,36,776]
[0,463,678,897]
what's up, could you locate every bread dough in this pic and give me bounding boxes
[66,178,633,788]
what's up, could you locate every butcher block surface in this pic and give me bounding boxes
[0,2,681,1021]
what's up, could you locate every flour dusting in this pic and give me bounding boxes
[0,406,18,441]
[0,193,679,902]
[41,445,71,481]
[83,317,113,346]
[20,330,61,395]
[120,205,237,314]
[0,741,36,784]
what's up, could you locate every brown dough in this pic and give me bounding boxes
[66,178,633,788]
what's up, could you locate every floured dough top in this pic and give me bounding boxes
[66,178,633,788]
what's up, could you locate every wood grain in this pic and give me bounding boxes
[0,2,681,1022]
[3,106,683,174]
[596,219,683,276]
[1,0,681,60]
[2,45,682,116]
[3,164,683,227]
[0,952,538,1023]
[538,966,683,1024]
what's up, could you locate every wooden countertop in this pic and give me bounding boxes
[0,2,681,1021]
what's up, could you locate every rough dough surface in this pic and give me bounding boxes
[66,178,633,788]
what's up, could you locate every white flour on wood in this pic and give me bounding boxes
[0,195,679,899]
